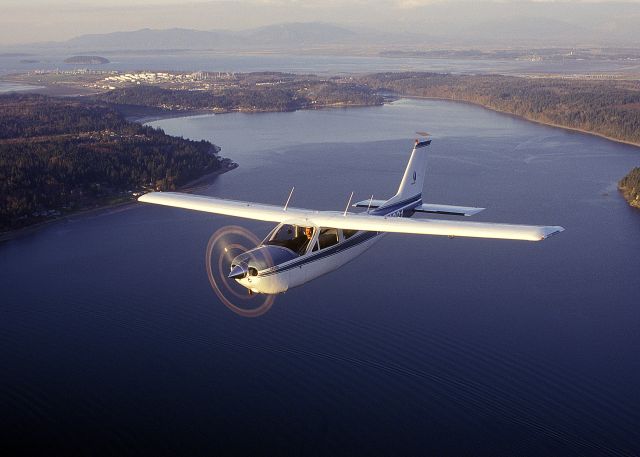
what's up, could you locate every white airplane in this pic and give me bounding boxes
[139,138,564,294]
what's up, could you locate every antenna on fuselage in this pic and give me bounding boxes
[283,186,295,211]
[343,191,354,216]
[366,194,374,213]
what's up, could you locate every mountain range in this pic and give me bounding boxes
[31,23,422,52]
[7,19,640,53]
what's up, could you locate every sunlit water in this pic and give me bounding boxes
[2,99,639,455]
[0,82,44,93]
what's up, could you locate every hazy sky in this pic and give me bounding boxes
[2,0,640,46]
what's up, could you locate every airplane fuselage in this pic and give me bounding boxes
[232,195,422,294]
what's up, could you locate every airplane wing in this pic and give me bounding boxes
[139,191,312,223]
[307,212,563,241]
[139,192,563,241]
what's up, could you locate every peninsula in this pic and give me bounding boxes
[358,73,640,147]
[0,93,228,233]
[619,168,640,209]
[1,71,384,112]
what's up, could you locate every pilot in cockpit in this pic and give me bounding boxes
[293,226,314,255]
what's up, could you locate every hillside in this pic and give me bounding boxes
[619,168,640,209]
[90,74,384,113]
[59,23,382,50]
[359,73,640,146]
[0,94,225,232]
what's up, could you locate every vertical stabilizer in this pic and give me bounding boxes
[381,139,430,208]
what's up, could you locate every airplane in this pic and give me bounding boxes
[138,138,564,295]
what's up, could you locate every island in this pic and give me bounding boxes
[619,168,640,209]
[64,55,110,65]
[0,93,230,233]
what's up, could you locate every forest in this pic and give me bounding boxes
[91,80,383,113]
[0,94,224,232]
[358,73,640,145]
[619,167,640,209]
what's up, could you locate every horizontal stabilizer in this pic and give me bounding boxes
[353,199,387,209]
[415,203,484,216]
[353,199,484,216]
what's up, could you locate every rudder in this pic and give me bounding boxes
[381,139,430,208]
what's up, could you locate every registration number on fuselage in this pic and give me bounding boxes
[386,208,404,218]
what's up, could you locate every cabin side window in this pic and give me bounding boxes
[266,224,315,255]
[318,228,339,250]
[268,224,296,243]
[342,229,357,240]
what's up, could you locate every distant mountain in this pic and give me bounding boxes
[11,17,637,53]
[63,28,232,50]
[50,23,404,52]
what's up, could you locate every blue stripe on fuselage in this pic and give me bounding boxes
[258,194,422,277]
[372,194,422,216]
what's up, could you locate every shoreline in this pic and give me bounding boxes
[0,164,235,243]
[402,95,640,149]
[132,92,639,150]
[4,94,638,242]
[125,102,384,124]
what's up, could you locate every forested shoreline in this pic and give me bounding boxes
[358,73,640,146]
[359,72,640,208]
[91,79,383,113]
[619,168,640,209]
[3,71,640,234]
[0,94,226,232]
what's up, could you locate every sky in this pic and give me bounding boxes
[1,0,640,46]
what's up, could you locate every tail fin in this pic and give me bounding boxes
[381,139,430,207]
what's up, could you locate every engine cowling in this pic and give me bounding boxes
[229,245,298,278]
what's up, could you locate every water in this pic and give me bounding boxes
[2,99,640,455]
[0,82,43,93]
[1,51,638,77]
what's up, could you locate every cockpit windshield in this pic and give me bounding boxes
[265,224,315,255]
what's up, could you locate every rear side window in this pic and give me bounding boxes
[318,228,339,249]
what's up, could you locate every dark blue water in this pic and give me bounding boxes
[2,99,640,456]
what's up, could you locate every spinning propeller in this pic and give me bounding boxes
[205,225,276,317]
